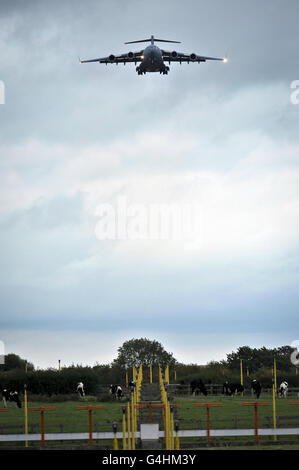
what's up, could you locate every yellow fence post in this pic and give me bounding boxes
[175,421,180,450]
[131,393,135,450]
[170,405,175,450]
[24,384,28,448]
[240,359,243,396]
[127,402,131,450]
[159,364,177,450]
[113,422,118,450]
[165,365,169,385]
[122,406,127,450]
[274,358,277,395]
[272,380,277,441]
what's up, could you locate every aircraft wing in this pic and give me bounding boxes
[161,50,226,63]
[80,51,143,64]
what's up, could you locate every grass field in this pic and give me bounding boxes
[175,394,299,429]
[174,394,299,449]
[1,393,299,449]
[0,398,123,434]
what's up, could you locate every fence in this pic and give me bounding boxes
[0,426,299,445]
[168,384,299,397]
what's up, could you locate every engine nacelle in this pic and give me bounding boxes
[190,53,197,61]
[109,54,116,62]
[171,51,178,58]
[127,51,134,59]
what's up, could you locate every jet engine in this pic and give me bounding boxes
[190,53,197,61]
[109,54,116,62]
[127,51,134,59]
[171,51,178,58]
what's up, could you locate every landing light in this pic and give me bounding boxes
[223,57,228,63]
[140,55,144,59]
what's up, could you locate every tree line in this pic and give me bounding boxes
[0,339,298,396]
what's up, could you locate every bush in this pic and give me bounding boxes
[24,393,79,403]
[97,393,114,402]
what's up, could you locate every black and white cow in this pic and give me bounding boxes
[190,379,208,396]
[223,382,244,396]
[76,382,85,397]
[110,384,123,400]
[278,381,288,398]
[2,389,22,408]
[251,380,262,399]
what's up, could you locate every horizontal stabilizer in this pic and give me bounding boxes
[125,35,181,45]
[153,38,181,43]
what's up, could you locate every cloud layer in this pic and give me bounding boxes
[0,0,299,367]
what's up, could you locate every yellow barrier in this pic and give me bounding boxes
[113,422,118,450]
[24,385,28,448]
[127,363,143,449]
[175,420,180,449]
[159,364,176,450]
[127,402,131,450]
[272,382,277,441]
[122,406,127,450]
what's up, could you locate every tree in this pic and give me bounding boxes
[1,353,34,372]
[112,338,177,369]
[226,345,294,373]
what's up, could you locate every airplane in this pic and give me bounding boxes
[80,35,227,75]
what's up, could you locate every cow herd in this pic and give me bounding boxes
[190,379,289,399]
[0,380,291,408]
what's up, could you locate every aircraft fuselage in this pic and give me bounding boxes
[137,45,169,74]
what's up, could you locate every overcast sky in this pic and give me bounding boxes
[0,0,299,369]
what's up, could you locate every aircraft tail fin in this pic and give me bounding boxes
[125,35,181,45]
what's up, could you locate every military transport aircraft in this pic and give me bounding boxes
[80,35,227,75]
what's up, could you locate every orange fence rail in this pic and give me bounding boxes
[242,402,270,442]
[193,403,223,442]
[29,406,56,446]
[76,405,104,445]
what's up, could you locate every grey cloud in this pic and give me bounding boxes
[1,0,299,147]
[1,0,299,366]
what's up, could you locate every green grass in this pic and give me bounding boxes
[0,397,124,434]
[1,393,299,449]
[173,394,299,448]
[174,394,299,429]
